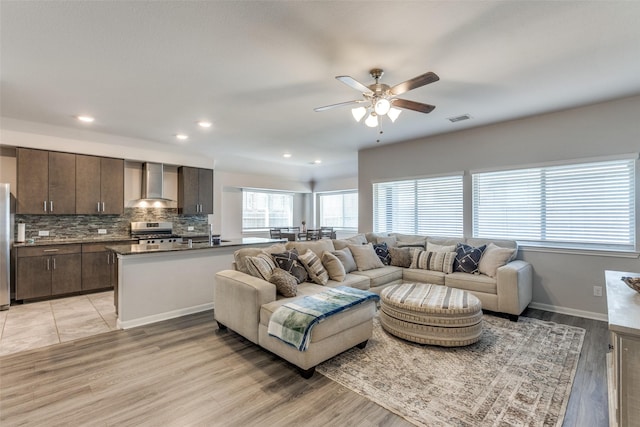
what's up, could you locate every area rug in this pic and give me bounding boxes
[316,314,585,427]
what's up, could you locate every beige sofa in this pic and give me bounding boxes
[214,234,532,376]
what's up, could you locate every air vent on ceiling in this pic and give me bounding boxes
[448,114,472,123]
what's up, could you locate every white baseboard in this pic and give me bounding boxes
[528,302,608,322]
[117,303,214,330]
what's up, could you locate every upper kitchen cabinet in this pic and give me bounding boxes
[76,155,124,214]
[178,166,213,214]
[17,148,76,214]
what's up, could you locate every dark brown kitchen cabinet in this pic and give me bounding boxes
[81,242,128,291]
[16,245,82,300]
[178,166,213,214]
[76,155,124,215]
[17,148,76,214]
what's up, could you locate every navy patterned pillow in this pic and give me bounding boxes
[454,243,487,274]
[373,242,391,265]
[271,249,308,284]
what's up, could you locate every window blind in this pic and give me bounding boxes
[472,158,636,251]
[373,175,463,236]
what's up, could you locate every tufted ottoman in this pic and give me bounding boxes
[380,282,483,347]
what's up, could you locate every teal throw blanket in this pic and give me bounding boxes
[267,286,379,351]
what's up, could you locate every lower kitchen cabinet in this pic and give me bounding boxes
[82,242,129,291]
[16,245,82,300]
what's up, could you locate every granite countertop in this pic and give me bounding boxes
[107,237,285,255]
[13,236,138,247]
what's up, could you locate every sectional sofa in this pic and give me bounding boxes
[214,232,533,376]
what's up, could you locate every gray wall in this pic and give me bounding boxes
[359,95,640,318]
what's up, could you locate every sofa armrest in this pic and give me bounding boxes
[214,270,277,344]
[496,260,533,316]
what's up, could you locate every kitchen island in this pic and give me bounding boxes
[107,237,283,329]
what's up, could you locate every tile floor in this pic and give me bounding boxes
[0,291,117,357]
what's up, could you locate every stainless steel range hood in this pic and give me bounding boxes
[141,162,173,201]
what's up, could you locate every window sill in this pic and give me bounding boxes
[519,245,640,259]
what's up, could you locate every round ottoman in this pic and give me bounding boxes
[380,283,483,347]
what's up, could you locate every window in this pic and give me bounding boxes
[473,158,636,251]
[373,175,463,236]
[319,192,358,229]
[242,190,293,231]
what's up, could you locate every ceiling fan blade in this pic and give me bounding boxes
[389,72,439,96]
[314,100,365,112]
[336,76,374,95]
[392,98,436,114]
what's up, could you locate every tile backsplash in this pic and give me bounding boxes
[15,208,210,241]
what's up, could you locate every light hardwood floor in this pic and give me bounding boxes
[0,308,608,426]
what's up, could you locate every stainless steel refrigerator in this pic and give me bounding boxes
[1,183,13,310]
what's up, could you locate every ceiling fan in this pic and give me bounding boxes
[314,68,439,129]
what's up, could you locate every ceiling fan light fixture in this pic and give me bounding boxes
[388,107,402,123]
[365,112,378,128]
[351,106,367,122]
[374,98,391,116]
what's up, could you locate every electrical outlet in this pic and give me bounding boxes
[98,229,107,234]
[38,230,49,237]
[593,286,603,297]
[188,226,194,231]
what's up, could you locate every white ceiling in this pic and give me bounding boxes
[2,1,640,182]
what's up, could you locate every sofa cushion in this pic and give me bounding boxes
[389,247,413,267]
[286,239,335,257]
[271,249,308,284]
[410,249,456,274]
[454,243,487,274]
[478,243,517,278]
[330,248,356,273]
[233,243,287,274]
[427,236,463,248]
[426,242,456,252]
[351,266,404,288]
[349,243,385,271]
[269,268,298,297]
[321,251,346,282]
[298,249,329,285]
[445,272,497,295]
[332,234,367,250]
[402,268,446,285]
[391,233,427,246]
[365,232,390,244]
[376,235,397,248]
[245,253,277,280]
[373,242,391,265]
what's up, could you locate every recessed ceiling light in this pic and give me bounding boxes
[313,159,322,164]
[197,121,212,128]
[176,134,188,140]
[283,153,292,158]
[77,115,94,123]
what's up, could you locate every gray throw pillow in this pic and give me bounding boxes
[331,248,357,273]
[348,243,385,271]
[389,247,413,268]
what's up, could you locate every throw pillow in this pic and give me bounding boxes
[233,243,287,274]
[271,249,308,284]
[331,248,357,273]
[332,234,367,250]
[389,247,413,268]
[321,251,346,282]
[268,268,298,297]
[348,243,385,271]
[478,243,517,278]
[454,243,487,274]
[298,249,329,285]
[245,253,277,280]
[410,250,457,274]
[373,242,391,265]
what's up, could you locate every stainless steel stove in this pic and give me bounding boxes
[131,222,183,244]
